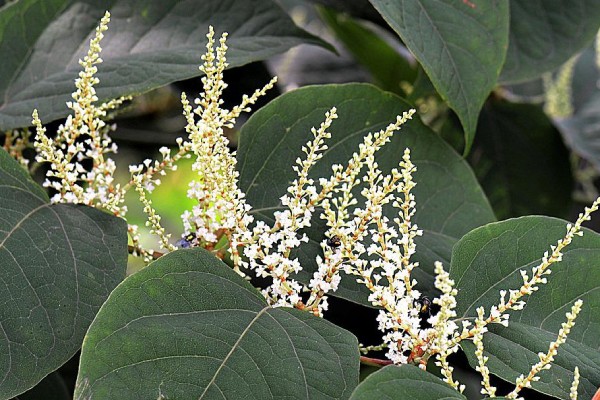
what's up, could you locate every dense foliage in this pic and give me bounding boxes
[0,1,599,399]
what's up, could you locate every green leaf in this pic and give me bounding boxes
[12,372,70,400]
[500,0,600,83]
[471,98,573,219]
[0,150,127,399]
[318,7,417,95]
[238,83,495,306]
[0,0,327,130]
[451,216,600,399]
[367,0,509,154]
[75,248,359,400]
[349,365,466,400]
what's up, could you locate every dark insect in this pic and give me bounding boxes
[175,233,196,249]
[416,296,432,315]
[415,296,433,328]
[326,235,342,248]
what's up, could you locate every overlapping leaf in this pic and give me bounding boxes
[318,7,417,96]
[0,150,127,399]
[75,248,359,399]
[451,216,600,399]
[349,365,468,400]
[367,0,509,153]
[237,83,495,305]
[0,0,327,130]
[500,0,600,83]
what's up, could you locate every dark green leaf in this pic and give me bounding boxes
[471,98,573,219]
[13,372,70,400]
[500,0,600,83]
[0,0,327,130]
[319,7,416,95]
[0,150,127,399]
[349,364,466,400]
[451,216,600,399]
[238,83,495,306]
[367,0,509,154]
[75,248,359,400]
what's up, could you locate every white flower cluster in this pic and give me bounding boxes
[33,11,128,213]
[31,11,153,257]
[241,108,339,308]
[168,28,276,271]
[302,114,417,317]
[334,148,426,363]
[3,128,31,168]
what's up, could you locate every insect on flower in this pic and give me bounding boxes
[326,235,342,249]
[415,296,434,328]
[416,296,432,315]
[175,233,196,249]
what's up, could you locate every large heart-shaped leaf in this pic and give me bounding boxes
[349,365,467,400]
[237,83,495,306]
[367,0,509,154]
[0,0,327,130]
[471,98,573,219]
[500,0,600,83]
[451,216,600,399]
[0,150,127,399]
[75,248,359,399]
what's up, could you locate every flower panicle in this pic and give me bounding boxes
[3,128,32,168]
[245,108,338,311]
[318,143,424,363]
[543,54,578,118]
[32,10,129,218]
[175,26,275,272]
[243,106,417,315]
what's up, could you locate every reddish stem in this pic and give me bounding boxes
[360,356,393,367]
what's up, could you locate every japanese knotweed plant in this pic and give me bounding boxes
[14,11,598,400]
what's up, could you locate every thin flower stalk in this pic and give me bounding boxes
[427,261,463,390]
[132,170,176,254]
[453,197,600,347]
[472,308,496,397]
[596,29,600,70]
[506,300,583,399]
[570,366,580,400]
